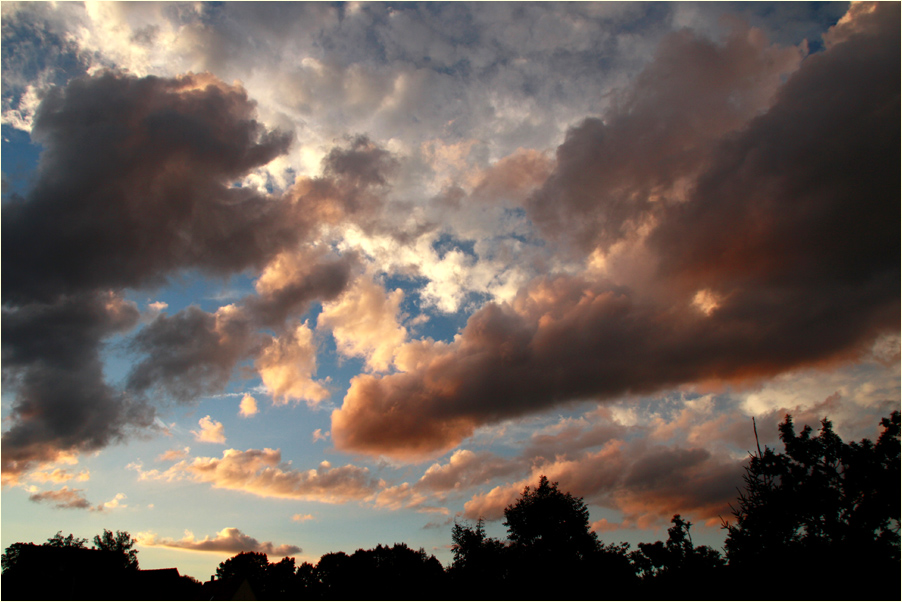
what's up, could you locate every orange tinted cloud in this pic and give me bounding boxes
[138,448,381,503]
[317,274,408,373]
[137,527,300,557]
[191,416,226,444]
[256,323,329,406]
[330,7,900,462]
[239,394,259,418]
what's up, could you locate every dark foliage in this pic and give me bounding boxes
[304,543,446,599]
[723,411,900,599]
[93,529,139,571]
[449,518,508,596]
[631,515,726,598]
[47,531,88,548]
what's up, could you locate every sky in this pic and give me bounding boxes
[1,0,899,582]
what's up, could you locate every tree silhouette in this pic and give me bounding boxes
[46,532,87,548]
[502,475,601,598]
[450,516,508,593]
[630,514,725,597]
[93,529,139,571]
[0,542,28,574]
[215,550,270,595]
[504,475,599,559]
[724,412,900,599]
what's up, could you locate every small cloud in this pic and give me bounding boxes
[239,394,259,418]
[157,447,191,462]
[191,416,226,444]
[423,517,454,529]
[100,493,127,511]
[312,429,330,443]
[291,513,315,522]
[28,486,92,510]
[27,468,86,484]
[143,301,169,322]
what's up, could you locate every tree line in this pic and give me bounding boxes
[2,412,899,600]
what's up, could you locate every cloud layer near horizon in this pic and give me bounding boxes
[137,527,301,557]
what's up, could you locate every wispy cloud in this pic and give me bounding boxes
[133,449,382,504]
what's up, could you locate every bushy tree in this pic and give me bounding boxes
[451,518,507,573]
[46,532,87,548]
[631,515,724,581]
[92,529,139,570]
[309,544,444,599]
[0,542,28,574]
[502,476,601,598]
[503,475,598,560]
[216,550,270,589]
[449,519,508,595]
[724,412,900,599]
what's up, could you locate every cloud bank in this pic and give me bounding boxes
[330,3,900,462]
[137,527,300,557]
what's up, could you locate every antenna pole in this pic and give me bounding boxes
[753,417,763,458]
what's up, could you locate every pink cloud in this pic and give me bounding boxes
[191,416,226,444]
[137,527,300,557]
[329,6,899,463]
[138,448,381,503]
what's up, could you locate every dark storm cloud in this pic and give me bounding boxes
[331,3,900,461]
[2,71,293,304]
[126,305,261,403]
[525,21,802,255]
[2,71,395,477]
[1,292,152,476]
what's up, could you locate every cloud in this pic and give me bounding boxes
[247,248,356,328]
[329,4,900,462]
[256,322,329,406]
[1,291,153,476]
[239,394,259,418]
[0,70,294,478]
[191,416,226,444]
[292,514,315,523]
[525,21,803,256]
[418,450,522,494]
[128,305,261,403]
[372,482,449,515]
[3,72,295,303]
[99,493,128,511]
[27,468,90,484]
[137,527,300,557]
[28,486,93,510]
[0,68,397,478]
[461,438,742,529]
[318,274,408,372]
[137,449,382,504]
[157,447,191,462]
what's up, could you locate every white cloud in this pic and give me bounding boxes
[318,274,407,372]
[191,416,226,444]
[239,394,259,418]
